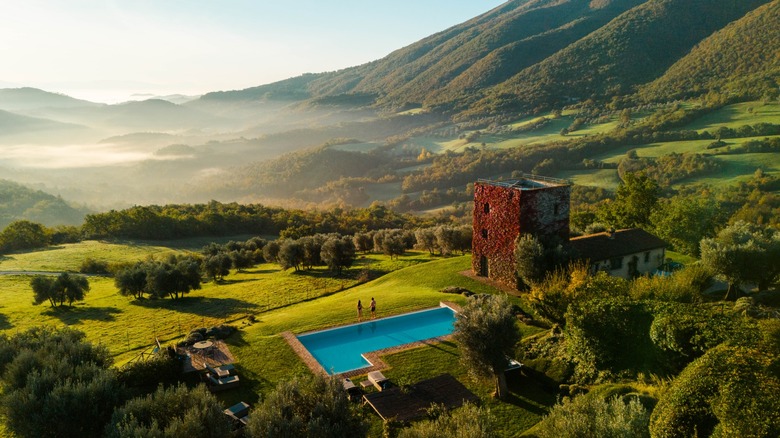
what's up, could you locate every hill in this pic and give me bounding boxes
[198,0,774,116]
[0,179,90,229]
[0,87,102,111]
[638,0,780,102]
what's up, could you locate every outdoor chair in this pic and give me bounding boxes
[224,401,250,425]
[207,373,240,392]
[206,363,230,378]
[367,371,389,391]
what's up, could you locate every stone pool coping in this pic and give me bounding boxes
[283,301,462,378]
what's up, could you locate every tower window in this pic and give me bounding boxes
[483,203,490,214]
[554,203,559,215]
[481,229,488,239]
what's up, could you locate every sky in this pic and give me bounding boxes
[0,0,506,103]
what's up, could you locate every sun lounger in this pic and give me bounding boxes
[207,373,240,392]
[224,401,250,427]
[224,401,250,419]
[342,378,362,400]
[505,357,523,372]
[367,371,389,391]
[206,363,230,378]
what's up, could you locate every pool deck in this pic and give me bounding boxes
[283,301,462,378]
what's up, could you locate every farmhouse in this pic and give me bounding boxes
[472,175,667,288]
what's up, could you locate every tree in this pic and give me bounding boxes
[114,262,149,299]
[0,327,124,438]
[145,256,202,299]
[263,240,281,263]
[415,227,438,255]
[650,195,725,256]
[278,239,305,271]
[0,220,49,253]
[246,374,368,438]
[204,252,231,282]
[435,225,459,256]
[649,343,780,438]
[376,230,406,259]
[598,172,659,229]
[321,236,356,275]
[30,275,57,307]
[353,232,373,253]
[31,273,90,307]
[453,294,520,400]
[300,235,325,269]
[229,249,253,272]
[396,403,496,438]
[700,221,780,299]
[58,272,90,306]
[105,384,231,438]
[456,225,473,254]
[514,234,546,287]
[534,394,650,438]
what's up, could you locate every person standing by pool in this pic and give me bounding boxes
[357,300,363,321]
[370,297,376,319]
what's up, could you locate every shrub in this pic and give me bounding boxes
[246,374,368,438]
[79,257,110,274]
[533,393,650,438]
[650,344,780,438]
[396,403,496,438]
[106,384,231,438]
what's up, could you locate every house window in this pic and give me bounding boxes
[644,251,650,263]
[481,229,488,239]
[483,203,490,214]
[610,257,623,270]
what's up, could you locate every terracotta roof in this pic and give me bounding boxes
[569,228,667,262]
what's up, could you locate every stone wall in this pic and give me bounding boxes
[472,181,571,288]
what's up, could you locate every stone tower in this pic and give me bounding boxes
[472,175,570,288]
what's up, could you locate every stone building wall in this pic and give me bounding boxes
[472,180,571,288]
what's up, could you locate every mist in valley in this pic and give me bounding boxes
[0,88,388,211]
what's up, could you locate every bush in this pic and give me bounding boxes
[246,374,368,438]
[565,298,653,382]
[106,384,231,438]
[79,257,110,274]
[117,351,182,391]
[0,327,124,438]
[396,403,496,438]
[650,344,780,438]
[533,393,650,438]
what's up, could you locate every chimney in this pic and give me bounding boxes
[608,228,616,239]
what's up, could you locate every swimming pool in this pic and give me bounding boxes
[297,305,457,374]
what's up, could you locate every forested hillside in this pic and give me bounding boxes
[0,180,89,229]
[639,0,780,102]
[200,0,775,117]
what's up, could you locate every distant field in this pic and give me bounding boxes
[0,240,182,272]
[682,101,780,131]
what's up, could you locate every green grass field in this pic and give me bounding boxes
[0,240,555,436]
[371,101,780,207]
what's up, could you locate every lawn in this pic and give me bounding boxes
[0,240,555,436]
[681,101,780,131]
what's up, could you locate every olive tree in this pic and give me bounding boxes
[246,374,368,438]
[31,273,90,307]
[105,384,230,438]
[700,221,780,299]
[453,294,520,400]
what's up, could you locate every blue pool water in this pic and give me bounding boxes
[297,306,457,374]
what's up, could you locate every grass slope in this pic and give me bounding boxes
[0,240,554,436]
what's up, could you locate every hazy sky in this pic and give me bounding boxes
[1,0,505,103]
